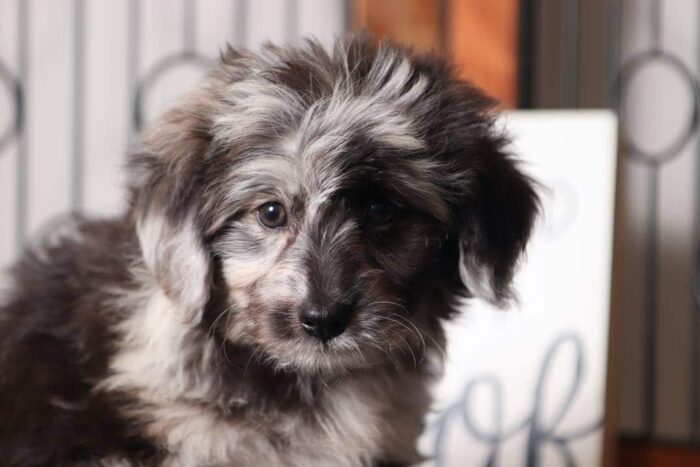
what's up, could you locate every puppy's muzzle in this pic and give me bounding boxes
[299,303,352,342]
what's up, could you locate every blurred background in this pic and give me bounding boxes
[0,0,698,465]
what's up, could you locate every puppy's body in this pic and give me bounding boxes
[0,36,537,466]
[1,217,432,466]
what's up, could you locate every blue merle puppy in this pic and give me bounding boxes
[0,35,538,466]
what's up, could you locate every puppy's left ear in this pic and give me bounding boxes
[456,141,539,306]
[135,198,212,325]
[130,96,214,325]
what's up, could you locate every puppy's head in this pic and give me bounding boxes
[130,36,539,375]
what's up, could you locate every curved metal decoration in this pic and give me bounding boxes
[0,58,23,155]
[132,51,213,130]
[616,50,700,166]
[613,0,700,442]
[131,0,214,131]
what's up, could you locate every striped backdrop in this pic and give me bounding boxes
[0,0,346,267]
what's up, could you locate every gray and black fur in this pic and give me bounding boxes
[0,35,539,466]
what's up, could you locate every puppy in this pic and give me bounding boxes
[0,35,538,466]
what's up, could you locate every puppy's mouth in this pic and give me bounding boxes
[253,307,426,376]
[219,293,426,376]
[226,334,368,378]
[267,324,374,376]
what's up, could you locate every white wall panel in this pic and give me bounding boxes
[247,0,288,47]
[83,0,129,216]
[298,0,344,46]
[0,0,19,265]
[26,0,73,233]
[0,0,346,268]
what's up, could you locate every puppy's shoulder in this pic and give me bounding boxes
[0,214,140,383]
[0,215,155,466]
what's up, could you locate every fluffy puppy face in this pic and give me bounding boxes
[130,36,538,376]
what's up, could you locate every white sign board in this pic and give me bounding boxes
[420,110,618,467]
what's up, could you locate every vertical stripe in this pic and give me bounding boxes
[517,0,536,108]
[128,0,140,135]
[285,0,299,42]
[15,0,29,250]
[645,167,660,438]
[233,0,248,47]
[605,0,620,108]
[72,0,86,211]
[692,0,700,440]
[437,0,448,53]
[342,0,352,33]
[562,0,579,108]
[183,0,196,53]
[651,0,662,52]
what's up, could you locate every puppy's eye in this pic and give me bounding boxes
[366,200,395,225]
[257,202,287,229]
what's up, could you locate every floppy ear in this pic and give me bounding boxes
[130,100,214,325]
[457,142,539,306]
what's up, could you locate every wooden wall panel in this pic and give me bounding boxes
[447,0,518,107]
[353,0,519,108]
[352,0,442,53]
[619,440,700,467]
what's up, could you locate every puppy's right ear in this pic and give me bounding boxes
[129,99,214,325]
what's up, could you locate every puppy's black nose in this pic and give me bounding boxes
[299,304,352,342]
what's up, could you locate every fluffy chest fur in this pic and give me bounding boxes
[99,290,428,467]
[133,384,383,467]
